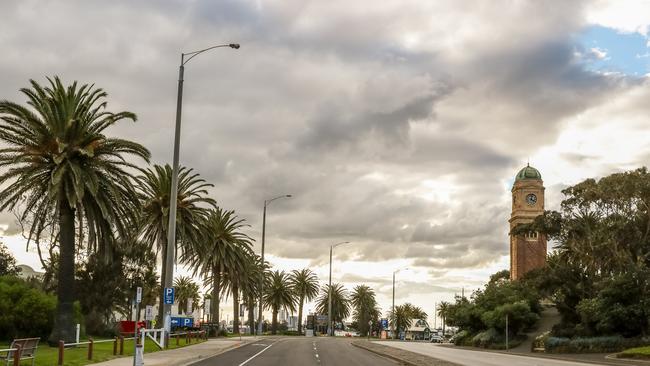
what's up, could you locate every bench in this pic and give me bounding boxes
[1,338,39,366]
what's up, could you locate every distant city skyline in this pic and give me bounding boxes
[1,0,650,322]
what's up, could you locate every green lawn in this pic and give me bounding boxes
[619,345,650,359]
[1,335,206,366]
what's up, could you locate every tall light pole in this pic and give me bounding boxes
[391,267,408,339]
[256,194,292,335]
[163,43,240,335]
[328,241,350,336]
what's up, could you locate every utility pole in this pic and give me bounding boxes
[505,313,509,351]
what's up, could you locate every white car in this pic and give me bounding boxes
[430,335,444,343]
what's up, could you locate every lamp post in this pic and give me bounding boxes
[392,267,408,339]
[163,43,240,336]
[328,241,350,336]
[256,194,292,335]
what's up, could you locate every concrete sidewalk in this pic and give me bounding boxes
[92,336,259,366]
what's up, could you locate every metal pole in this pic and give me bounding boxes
[163,58,185,336]
[328,245,333,336]
[505,314,509,351]
[392,271,395,339]
[133,299,139,366]
[257,202,267,335]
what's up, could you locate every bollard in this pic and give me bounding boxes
[176,334,179,346]
[12,344,21,366]
[88,337,94,360]
[165,333,169,349]
[113,336,117,355]
[119,336,124,355]
[189,331,193,344]
[58,340,65,366]
[186,332,189,345]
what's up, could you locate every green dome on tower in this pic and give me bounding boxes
[515,164,542,181]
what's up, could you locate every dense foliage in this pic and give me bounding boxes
[445,270,541,347]
[0,242,20,276]
[519,167,650,338]
[0,276,56,340]
[349,285,380,337]
[389,303,427,338]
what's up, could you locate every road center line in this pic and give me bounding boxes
[238,342,274,366]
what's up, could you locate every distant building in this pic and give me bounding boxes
[509,164,547,280]
[288,315,298,331]
[404,319,430,341]
[16,264,43,280]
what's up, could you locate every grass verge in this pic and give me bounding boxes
[618,345,650,359]
[1,336,206,366]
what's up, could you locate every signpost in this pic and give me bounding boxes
[133,287,143,366]
[204,299,211,322]
[164,288,175,305]
[368,320,373,340]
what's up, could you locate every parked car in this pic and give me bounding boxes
[430,335,444,343]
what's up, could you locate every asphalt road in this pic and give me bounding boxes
[378,342,641,366]
[193,337,399,366]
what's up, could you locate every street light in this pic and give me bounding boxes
[163,43,239,336]
[328,241,350,336]
[256,194,292,335]
[392,267,408,339]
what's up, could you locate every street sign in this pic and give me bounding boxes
[205,299,211,312]
[145,305,153,321]
[240,304,245,317]
[381,318,388,329]
[164,287,174,304]
[368,320,373,326]
[136,287,142,303]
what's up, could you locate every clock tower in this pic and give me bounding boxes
[509,164,547,280]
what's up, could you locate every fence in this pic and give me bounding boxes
[56,336,135,366]
[0,346,21,366]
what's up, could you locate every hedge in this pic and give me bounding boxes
[545,336,650,353]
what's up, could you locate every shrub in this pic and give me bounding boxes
[0,276,56,340]
[472,328,503,348]
[545,336,649,353]
[452,330,470,346]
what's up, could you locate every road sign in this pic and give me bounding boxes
[205,299,211,312]
[381,318,388,329]
[136,287,142,303]
[368,320,373,326]
[164,287,174,304]
[145,305,153,321]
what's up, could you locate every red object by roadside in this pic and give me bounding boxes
[119,321,146,334]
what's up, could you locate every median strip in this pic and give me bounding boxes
[351,341,461,366]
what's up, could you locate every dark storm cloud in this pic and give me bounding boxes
[0,1,645,290]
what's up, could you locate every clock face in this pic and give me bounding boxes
[526,193,537,206]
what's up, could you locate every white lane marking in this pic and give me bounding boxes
[251,343,268,346]
[238,343,274,366]
[314,341,320,363]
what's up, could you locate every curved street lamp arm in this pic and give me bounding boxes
[265,194,292,207]
[182,43,240,66]
[331,241,351,248]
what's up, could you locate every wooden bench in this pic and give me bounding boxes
[1,338,39,366]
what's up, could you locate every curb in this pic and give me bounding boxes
[183,337,262,366]
[351,341,418,366]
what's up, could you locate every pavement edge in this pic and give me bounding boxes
[182,336,261,366]
[351,340,460,366]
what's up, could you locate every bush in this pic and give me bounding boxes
[0,276,56,340]
[545,336,649,353]
[472,328,503,348]
[452,330,470,346]
[619,346,650,359]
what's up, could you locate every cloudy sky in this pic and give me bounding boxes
[2,0,650,323]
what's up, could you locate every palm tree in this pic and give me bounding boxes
[315,283,350,331]
[437,301,451,336]
[136,164,215,321]
[350,285,380,337]
[289,269,319,334]
[389,302,427,339]
[240,255,266,334]
[174,276,200,315]
[263,270,296,334]
[0,77,150,344]
[184,207,253,333]
[388,304,411,338]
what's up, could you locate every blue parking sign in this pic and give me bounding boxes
[164,287,175,304]
[381,318,388,329]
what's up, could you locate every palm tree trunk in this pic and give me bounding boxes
[232,282,240,335]
[48,198,76,345]
[247,296,255,335]
[442,316,446,336]
[272,308,278,335]
[298,296,304,335]
[211,269,221,328]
